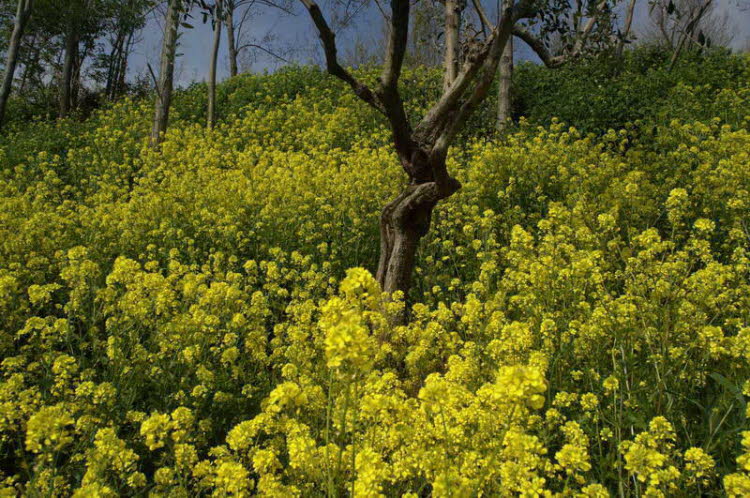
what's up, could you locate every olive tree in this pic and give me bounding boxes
[299,0,542,304]
[299,0,627,312]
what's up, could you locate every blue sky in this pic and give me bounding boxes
[128,0,750,88]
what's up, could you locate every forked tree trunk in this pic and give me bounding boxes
[0,0,33,130]
[150,0,181,146]
[208,2,222,129]
[60,27,79,118]
[225,1,238,77]
[297,0,516,322]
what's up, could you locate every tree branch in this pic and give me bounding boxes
[379,0,408,91]
[512,26,566,67]
[376,0,412,154]
[432,3,518,158]
[514,0,609,68]
[298,0,384,113]
[472,0,492,30]
[236,42,290,62]
[415,0,533,144]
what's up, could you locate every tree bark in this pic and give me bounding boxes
[225,0,238,77]
[376,189,432,296]
[116,31,134,98]
[208,1,222,128]
[71,43,88,111]
[59,25,79,118]
[496,1,513,132]
[443,0,462,91]
[150,0,181,146]
[375,153,461,320]
[0,0,33,130]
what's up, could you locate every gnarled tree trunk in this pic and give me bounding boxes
[376,152,460,306]
[299,0,522,322]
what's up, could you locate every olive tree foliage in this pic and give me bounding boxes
[512,0,622,67]
[499,0,625,130]
[298,0,611,314]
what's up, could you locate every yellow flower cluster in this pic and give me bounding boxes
[0,67,749,495]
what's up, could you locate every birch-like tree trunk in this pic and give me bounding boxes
[616,0,637,58]
[208,0,223,128]
[0,0,33,130]
[59,26,79,118]
[443,0,462,90]
[150,0,181,146]
[496,0,513,132]
[225,0,238,77]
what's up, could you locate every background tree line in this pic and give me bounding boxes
[0,0,742,133]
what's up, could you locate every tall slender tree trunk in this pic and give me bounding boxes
[616,0,637,58]
[60,26,79,118]
[496,2,513,132]
[225,1,238,77]
[71,44,88,111]
[106,30,125,100]
[443,0,462,91]
[150,0,181,147]
[116,31,134,98]
[19,34,39,94]
[0,0,33,130]
[207,2,222,128]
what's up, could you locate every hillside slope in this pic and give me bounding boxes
[1,54,750,495]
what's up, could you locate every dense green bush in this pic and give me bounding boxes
[513,47,750,134]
